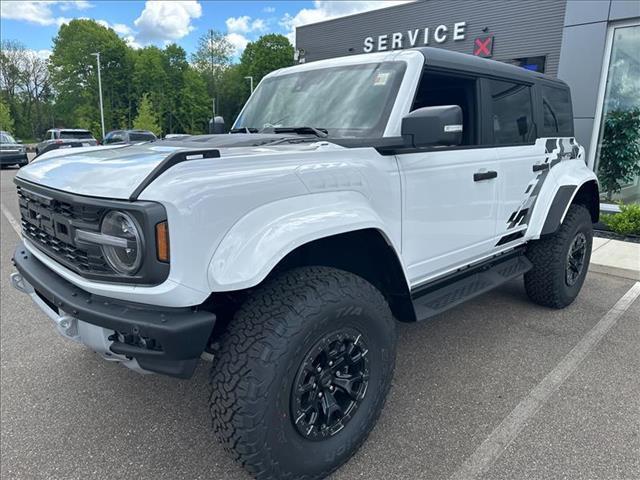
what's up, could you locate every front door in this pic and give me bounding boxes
[397,147,499,284]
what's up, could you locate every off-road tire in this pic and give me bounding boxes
[524,204,593,308]
[209,266,397,480]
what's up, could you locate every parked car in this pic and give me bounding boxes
[164,133,191,140]
[35,128,97,156]
[0,131,28,168]
[10,47,598,480]
[103,129,157,145]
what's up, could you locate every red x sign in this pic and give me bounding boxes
[474,36,493,57]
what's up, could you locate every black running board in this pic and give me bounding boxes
[411,252,532,321]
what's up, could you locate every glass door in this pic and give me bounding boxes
[592,23,640,205]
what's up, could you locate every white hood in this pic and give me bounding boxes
[16,135,335,200]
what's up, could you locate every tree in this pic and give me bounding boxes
[133,93,160,134]
[175,69,209,134]
[239,34,294,83]
[0,97,14,132]
[49,19,133,134]
[1,40,53,139]
[191,29,233,75]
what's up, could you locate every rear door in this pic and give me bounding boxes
[484,78,543,243]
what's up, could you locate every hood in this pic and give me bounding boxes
[16,134,327,200]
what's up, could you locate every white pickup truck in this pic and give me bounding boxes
[11,47,598,479]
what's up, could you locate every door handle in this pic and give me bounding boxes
[473,170,498,182]
[532,163,549,172]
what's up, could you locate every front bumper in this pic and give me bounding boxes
[11,241,216,378]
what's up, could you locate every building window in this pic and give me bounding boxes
[488,79,535,145]
[594,24,640,204]
[507,56,546,73]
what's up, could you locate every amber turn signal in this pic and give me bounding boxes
[155,221,170,262]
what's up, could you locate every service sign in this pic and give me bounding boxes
[363,22,467,53]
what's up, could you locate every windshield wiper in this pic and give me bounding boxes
[269,126,329,138]
[230,127,259,134]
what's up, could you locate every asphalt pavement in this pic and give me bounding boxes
[1,163,638,480]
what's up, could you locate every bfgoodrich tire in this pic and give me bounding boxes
[209,266,397,480]
[524,204,593,308]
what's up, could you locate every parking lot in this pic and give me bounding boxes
[1,164,638,480]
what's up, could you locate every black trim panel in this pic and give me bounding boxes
[541,185,577,235]
[13,241,215,378]
[129,148,221,200]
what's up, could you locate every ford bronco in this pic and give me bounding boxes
[10,47,598,479]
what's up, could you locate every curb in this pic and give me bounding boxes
[589,263,640,281]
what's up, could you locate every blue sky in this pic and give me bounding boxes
[0,1,409,59]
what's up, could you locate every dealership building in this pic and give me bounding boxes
[296,0,640,205]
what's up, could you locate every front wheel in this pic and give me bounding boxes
[524,204,593,308]
[209,266,397,480]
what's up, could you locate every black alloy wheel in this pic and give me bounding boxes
[291,329,370,440]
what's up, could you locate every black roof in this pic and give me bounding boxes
[416,47,568,88]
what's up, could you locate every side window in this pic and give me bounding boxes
[49,131,55,140]
[105,132,124,144]
[541,85,573,137]
[488,79,535,145]
[411,71,479,146]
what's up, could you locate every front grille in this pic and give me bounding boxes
[17,185,113,276]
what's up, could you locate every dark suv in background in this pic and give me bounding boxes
[103,129,157,145]
[35,129,97,156]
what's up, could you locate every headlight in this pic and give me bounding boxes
[100,211,143,275]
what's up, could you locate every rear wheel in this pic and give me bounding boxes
[209,266,397,480]
[524,204,593,308]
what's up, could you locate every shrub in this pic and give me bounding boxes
[601,202,640,236]
[597,108,640,200]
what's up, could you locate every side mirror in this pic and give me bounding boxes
[210,116,227,134]
[401,105,463,148]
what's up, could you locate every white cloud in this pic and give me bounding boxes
[281,1,414,44]
[226,33,249,56]
[134,0,202,43]
[0,1,91,26]
[27,49,53,60]
[263,6,276,14]
[225,15,267,34]
[95,19,140,48]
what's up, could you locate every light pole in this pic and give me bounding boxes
[244,76,254,94]
[91,52,105,140]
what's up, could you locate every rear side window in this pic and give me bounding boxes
[60,130,93,139]
[129,132,156,142]
[541,85,573,137]
[488,79,535,145]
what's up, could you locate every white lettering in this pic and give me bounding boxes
[363,36,374,53]
[434,24,448,43]
[453,21,466,41]
[378,34,388,51]
[423,27,429,45]
[392,32,403,49]
[407,28,419,47]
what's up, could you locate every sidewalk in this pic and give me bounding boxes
[590,237,640,281]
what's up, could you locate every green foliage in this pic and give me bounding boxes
[2,26,294,138]
[0,97,14,132]
[598,108,640,199]
[133,93,160,134]
[49,19,134,136]
[239,34,294,84]
[601,202,640,236]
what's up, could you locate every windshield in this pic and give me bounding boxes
[0,133,17,144]
[234,61,406,138]
[60,131,93,139]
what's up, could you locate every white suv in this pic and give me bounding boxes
[11,47,598,479]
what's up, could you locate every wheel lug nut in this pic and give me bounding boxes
[312,383,317,388]
[329,385,334,392]
[317,366,322,373]
[318,392,323,397]
[328,361,333,367]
